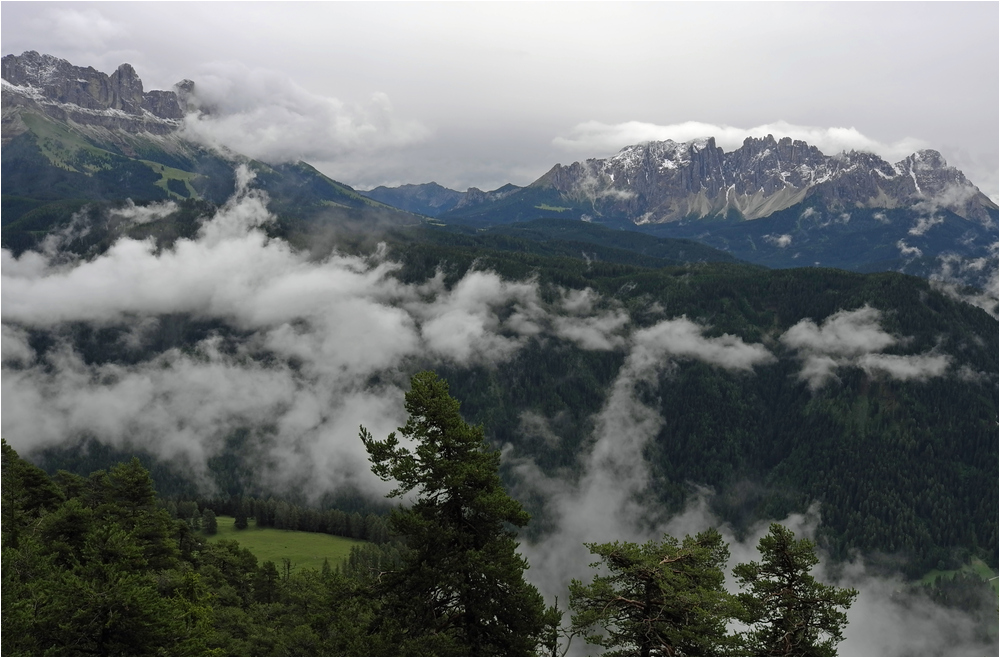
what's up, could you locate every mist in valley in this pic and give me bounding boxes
[2,172,995,655]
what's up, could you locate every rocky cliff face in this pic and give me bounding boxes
[1,51,192,144]
[533,135,997,226]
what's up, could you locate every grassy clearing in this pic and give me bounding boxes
[921,556,999,595]
[141,160,199,198]
[206,516,365,572]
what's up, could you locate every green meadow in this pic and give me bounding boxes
[207,516,365,572]
[921,557,999,596]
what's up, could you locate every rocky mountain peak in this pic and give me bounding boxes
[532,135,996,225]
[1,51,185,123]
[108,63,145,113]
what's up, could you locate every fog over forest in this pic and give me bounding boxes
[2,169,994,655]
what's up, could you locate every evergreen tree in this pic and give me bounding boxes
[202,508,218,535]
[733,523,858,656]
[360,371,547,656]
[234,503,249,530]
[1,447,210,656]
[569,528,738,656]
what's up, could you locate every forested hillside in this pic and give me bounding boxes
[4,374,865,657]
[5,180,996,579]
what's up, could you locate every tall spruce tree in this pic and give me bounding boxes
[733,523,858,656]
[360,371,547,656]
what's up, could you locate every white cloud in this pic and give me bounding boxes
[781,306,896,358]
[835,558,998,656]
[780,306,950,390]
[517,410,566,449]
[929,245,1000,319]
[908,215,944,236]
[896,240,923,259]
[111,199,179,226]
[764,233,793,248]
[551,310,630,351]
[1,325,34,367]
[554,120,930,162]
[631,317,776,372]
[179,62,429,163]
[514,315,774,604]
[856,352,950,382]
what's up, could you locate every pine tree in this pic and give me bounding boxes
[360,371,547,656]
[569,528,738,656]
[733,523,858,656]
[201,508,218,535]
[234,502,248,530]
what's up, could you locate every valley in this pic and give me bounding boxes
[1,48,997,656]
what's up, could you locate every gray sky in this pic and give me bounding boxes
[3,2,997,199]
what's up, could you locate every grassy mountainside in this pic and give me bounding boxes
[1,107,419,238]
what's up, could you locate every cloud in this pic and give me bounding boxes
[912,180,984,216]
[554,120,930,162]
[179,62,429,163]
[908,214,944,236]
[856,353,951,382]
[111,199,179,226]
[513,353,992,656]
[780,306,896,358]
[780,306,950,389]
[1,325,34,367]
[514,316,774,606]
[517,410,567,449]
[896,239,923,259]
[551,310,630,351]
[631,317,776,372]
[0,333,406,498]
[834,558,998,656]
[563,164,636,204]
[0,166,652,499]
[411,271,546,364]
[763,233,793,248]
[929,245,999,319]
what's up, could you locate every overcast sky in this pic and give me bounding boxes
[3,2,997,199]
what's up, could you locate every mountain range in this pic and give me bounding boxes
[3,50,996,294]
[362,138,997,287]
[366,137,996,225]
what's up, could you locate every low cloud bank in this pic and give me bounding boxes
[0,167,648,499]
[179,62,428,163]
[554,120,929,163]
[780,306,950,390]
